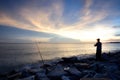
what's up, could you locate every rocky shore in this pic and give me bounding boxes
[0,51,120,80]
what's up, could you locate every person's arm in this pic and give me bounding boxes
[94,43,97,46]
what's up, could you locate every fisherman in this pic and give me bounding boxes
[94,38,102,61]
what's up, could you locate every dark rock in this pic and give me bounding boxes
[80,78,111,80]
[87,57,96,63]
[35,72,49,80]
[47,64,67,79]
[114,71,120,79]
[21,70,32,78]
[69,75,80,80]
[79,57,96,63]
[89,63,105,73]
[2,52,120,80]
[83,70,96,78]
[109,58,118,63]
[94,73,107,78]
[61,75,70,80]
[107,72,119,80]
[0,71,16,79]
[102,53,110,61]
[17,75,35,80]
[65,67,82,77]
[40,63,52,69]
[28,68,46,74]
[74,62,90,69]
[38,77,50,80]
[62,57,79,63]
[104,64,118,72]
[36,72,46,78]
[20,66,31,72]
[7,72,22,80]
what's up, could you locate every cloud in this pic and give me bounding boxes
[49,36,80,43]
[57,0,109,31]
[22,37,51,43]
[0,0,64,33]
[108,36,120,42]
[115,34,120,36]
[0,0,120,42]
[113,26,120,28]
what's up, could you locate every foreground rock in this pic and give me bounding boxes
[0,51,120,80]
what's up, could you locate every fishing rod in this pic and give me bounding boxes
[35,41,45,65]
[36,41,51,73]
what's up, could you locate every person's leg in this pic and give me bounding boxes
[96,51,99,61]
[98,50,102,61]
[96,50,102,61]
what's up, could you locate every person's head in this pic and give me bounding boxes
[97,38,100,42]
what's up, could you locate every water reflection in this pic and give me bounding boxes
[0,43,120,73]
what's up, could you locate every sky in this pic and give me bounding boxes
[0,0,120,43]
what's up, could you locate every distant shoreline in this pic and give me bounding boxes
[109,42,120,43]
[0,42,120,44]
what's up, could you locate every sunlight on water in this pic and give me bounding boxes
[38,43,95,59]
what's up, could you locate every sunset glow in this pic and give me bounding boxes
[0,0,120,43]
[56,26,115,42]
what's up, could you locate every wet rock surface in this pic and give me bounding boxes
[0,52,120,80]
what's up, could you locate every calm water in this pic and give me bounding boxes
[0,43,120,73]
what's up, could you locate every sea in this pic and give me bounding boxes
[0,43,120,73]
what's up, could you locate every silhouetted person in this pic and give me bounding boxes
[94,38,102,61]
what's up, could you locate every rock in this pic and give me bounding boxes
[107,72,118,80]
[36,71,46,78]
[2,51,120,80]
[89,63,105,73]
[107,71,120,80]
[80,78,111,80]
[28,68,46,74]
[65,67,82,77]
[89,63,97,70]
[47,64,67,78]
[114,71,120,76]
[40,63,52,69]
[17,75,35,80]
[21,70,32,78]
[109,58,118,63]
[64,67,70,71]
[74,63,90,69]
[20,66,45,78]
[94,73,106,78]
[20,65,31,72]
[7,72,22,80]
[39,77,50,80]
[18,65,33,78]
[69,75,82,80]
[114,71,120,79]
[87,57,96,61]
[104,64,118,72]
[79,59,88,63]
[102,53,109,61]
[61,76,70,80]
[83,70,96,78]
[36,72,49,80]
[62,57,79,63]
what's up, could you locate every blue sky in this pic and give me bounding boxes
[0,0,120,43]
